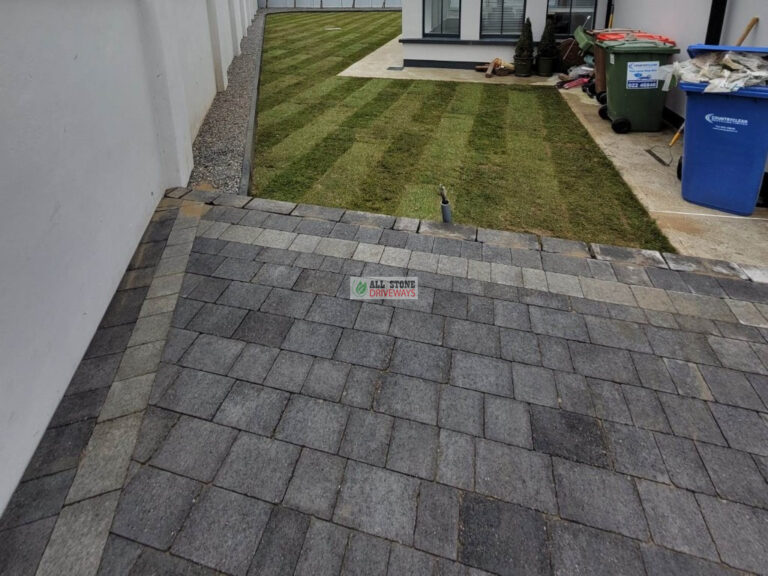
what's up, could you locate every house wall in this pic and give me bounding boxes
[0,0,258,514]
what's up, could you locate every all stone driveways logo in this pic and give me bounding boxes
[350,277,418,300]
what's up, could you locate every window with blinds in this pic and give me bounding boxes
[480,0,526,37]
[424,0,461,36]
[547,0,596,35]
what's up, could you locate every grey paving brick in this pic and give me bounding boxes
[653,433,714,494]
[539,335,574,372]
[588,379,633,424]
[188,253,227,278]
[554,372,595,416]
[700,365,763,410]
[621,385,671,433]
[260,287,315,318]
[219,241,262,260]
[252,263,301,288]
[101,287,150,328]
[645,326,719,365]
[152,416,237,482]
[186,276,230,303]
[112,467,201,549]
[390,339,451,384]
[186,303,247,338]
[256,247,299,266]
[342,531,391,576]
[499,328,541,366]
[570,342,638,385]
[388,308,444,346]
[172,487,271,575]
[710,403,768,457]
[284,449,346,520]
[212,257,261,282]
[669,292,735,322]
[215,433,300,502]
[234,311,293,347]
[95,534,142,576]
[0,469,74,531]
[387,544,435,575]
[531,404,607,466]
[179,334,244,375]
[21,420,94,481]
[276,395,349,453]
[613,264,653,287]
[698,495,768,574]
[658,393,726,445]
[438,385,483,436]
[161,328,197,364]
[645,309,679,329]
[482,395,530,448]
[437,428,474,490]
[334,460,420,544]
[608,303,648,324]
[553,458,648,540]
[248,198,296,214]
[530,306,588,342]
[84,324,134,359]
[301,358,351,402]
[157,368,234,419]
[294,251,325,270]
[334,329,395,369]
[49,388,108,427]
[587,259,617,281]
[541,236,590,257]
[476,438,557,513]
[386,419,439,479]
[512,363,557,407]
[264,350,313,392]
[585,315,652,353]
[542,252,590,277]
[646,267,691,293]
[339,408,393,467]
[433,290,468,319]
[664,359,713,400]
[546,271,583,297]
[451,351,514,397]
[354,303,393,334]
[116,340,165,380]
[698,442,768,508]
[459,493,549,576]
[631,352,675,392]
[294,519,349,576]
[551,521,644,576]
[676,314,719,336]
[467,295,493,324]
[0,517,56,576]
[192,236,227,255]
[248,507,310,576]
[592,244,667,268]
[339,366,380,409]
[580,277,637,307]
[604,422,668,482]
[172,297,205,328]
[293,269,345,297]
[641,544,742,576]
[709,335,768,374]
[281,319,343,359]
[414,482,460,559]
[228,343,279,384]
[214,382,289,436]
[444,318,500,358]
[493,300,530,331]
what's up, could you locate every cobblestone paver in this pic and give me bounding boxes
[3,192,768,576]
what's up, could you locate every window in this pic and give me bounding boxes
[480,0,526,37]
[424,0,461,36]
[547,0,596,36]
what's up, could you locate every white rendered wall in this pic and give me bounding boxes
[0,0,252,513]
[403,40,515,63]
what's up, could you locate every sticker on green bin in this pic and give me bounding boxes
[627,61,659,89]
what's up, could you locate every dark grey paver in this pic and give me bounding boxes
[621,385,671,433]
[157,368,234,419]
[22,420,95,481]
[654,433,715,494]
[645,326,718,365]
[67,353,122,395]
[699,365,761,408]
[294,519,349,576]
[264,350,313,392]
[248,507,310,576]
[444,318,500,357]
[261,287,315,318]
[282,319,343,358]
[302,359,351,402]
[306,295,360,328]
[386,419,439,480]
[570,342,638,385]
[493,300,530,331]
[604,422,668,482]
[459,493,550,576]
[49,388,108,428]
[433,290,468,319]
[554,458,649,540]
[234,311,293,347]
[275,395,349,453]
[499,328,541,365]
[214,382,288,436]
[172,487,271,575]
[665,359,712,400]
[213,258,261,282]
[354,303,393,334]
[215,433,300,503]
[339,409,393,467]
[389,309,444,345]
[340,366,381,409]
[641,544,742,576]
[253,263,301,288]
[585,315,652,353]
[387,544,435,575]
[389,339,451,383]
[342,531,391,576]
[709,403,768,457]
[512,363,557,407]
[284,449,346,520]
[439,385,483,436]
[551,521,644,576]
[228,343,280,384]
[475,439,557,513]
[698,494,768,574]
[437,429,475,491]
[530,405,608,467]
[152,416,237,482]
[588,379,633,424]
[0,470,74,531]
[554,372,595,416]
[698,442,768,509]
[658,393,726,445]
[0,517,56,576]
[484,395,531,448]
[530,306,588,342]
[334,461,420,544]
[112,467,201,549]
[179,334,245,375]
[334,329,395,370]
[637,480,717,560]
[133,406,179,463]
[631,352,676,393]
[451,351,514,397]
[375,373,439,425]
[414,482,460,560]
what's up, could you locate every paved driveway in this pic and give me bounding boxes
[3,193,768,575]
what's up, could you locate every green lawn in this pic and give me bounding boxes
[251,12,673,251]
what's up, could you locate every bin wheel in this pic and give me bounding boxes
[586,82,597,97]
[598,105,610,121]
[597,92,607,105]
[677,157,682,181]
[612,117,632,134]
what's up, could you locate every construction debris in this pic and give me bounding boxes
[477,58,515,78]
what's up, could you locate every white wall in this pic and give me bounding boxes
[0,0,255,514]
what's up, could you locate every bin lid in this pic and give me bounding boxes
[598,32,675,45]
[687,44,768,58]
[679,81,768,99]
[602,41,680,54]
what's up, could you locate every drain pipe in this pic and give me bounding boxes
[439,185,452,223]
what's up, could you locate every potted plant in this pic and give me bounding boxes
[514,18,534,77]
[537,17,558,76]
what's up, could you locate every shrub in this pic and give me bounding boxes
[515,18,534,60]
[539,17,558,58]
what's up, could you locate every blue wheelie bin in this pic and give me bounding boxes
[679,44,768,216]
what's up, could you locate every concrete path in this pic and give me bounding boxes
[4,189,768,575]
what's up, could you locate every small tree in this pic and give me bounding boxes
[538,17,558,58]
[515,18,534,61]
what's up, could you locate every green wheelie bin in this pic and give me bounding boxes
[596,32,679,133]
